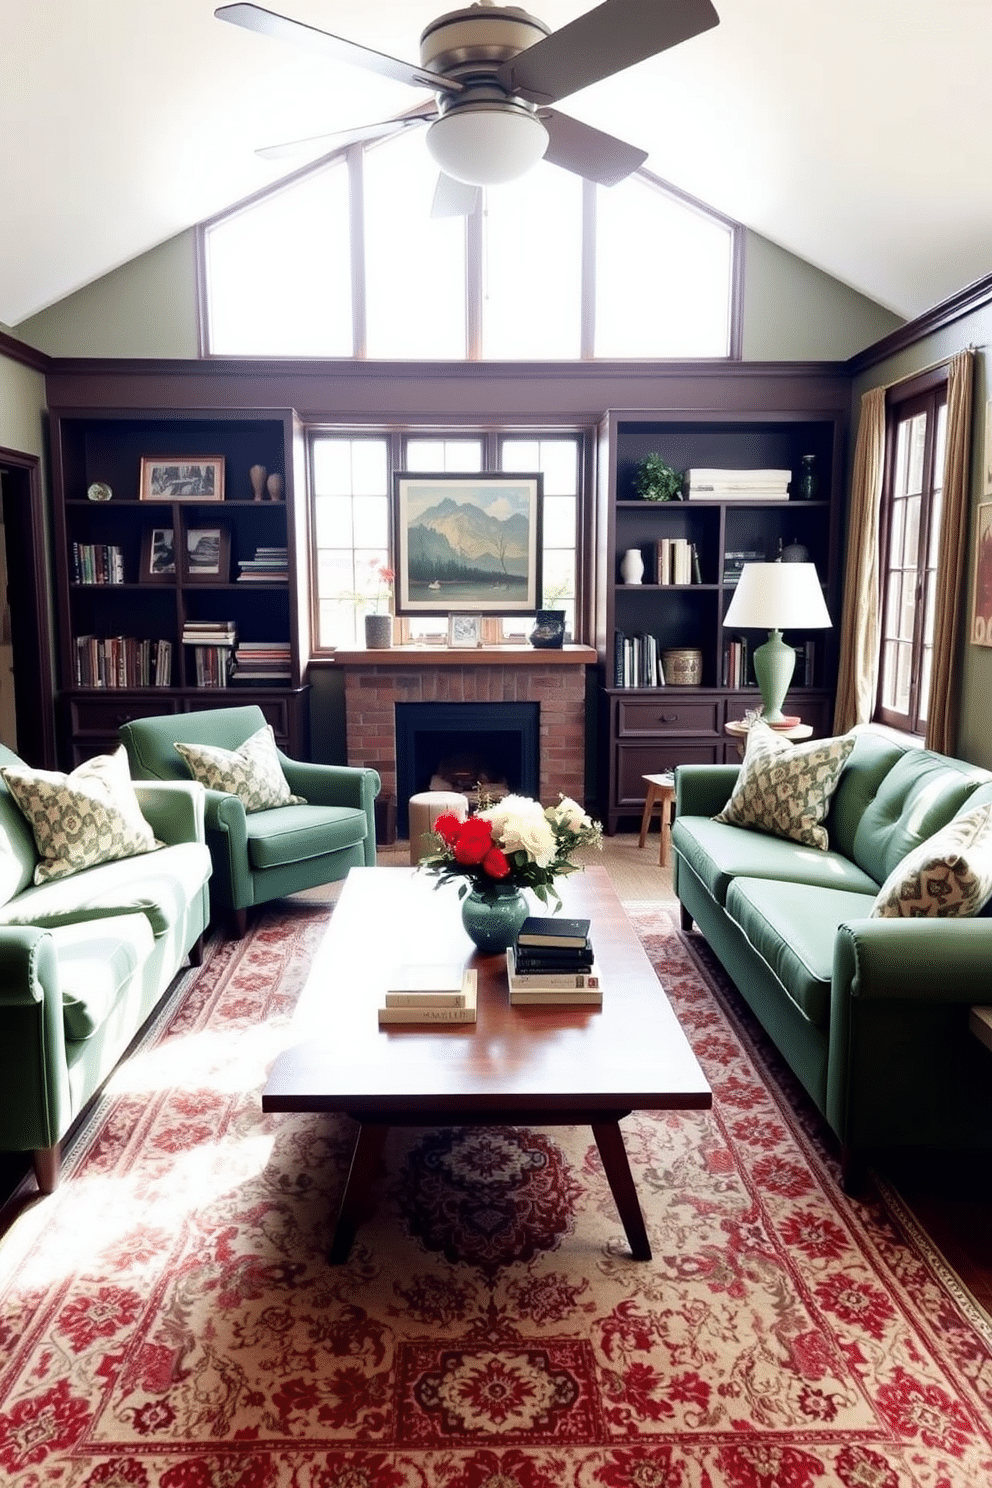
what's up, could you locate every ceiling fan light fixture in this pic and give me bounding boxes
[426,100,549,186]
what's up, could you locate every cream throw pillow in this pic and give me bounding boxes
[0,746,161,885]
[871,800,992,917]
[174,725,305,812]
[714,720,855,851]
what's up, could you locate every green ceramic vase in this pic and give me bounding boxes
[460,884,529,954]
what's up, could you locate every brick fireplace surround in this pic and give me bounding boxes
[336,645,597,823]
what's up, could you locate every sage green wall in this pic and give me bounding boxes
[742,234,901,361]
[0,341,47,457]
[18,225,900,363]
[18,233,200,360]
[852,316,992,770]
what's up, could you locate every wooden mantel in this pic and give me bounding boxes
[330,644,597,666]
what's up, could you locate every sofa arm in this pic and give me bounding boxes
[0,927,71,1153]
[834,917,992,1004]
[675,764,741,820]
[133,780,206,847]
[280,759,381,867]
[200,789,251,911]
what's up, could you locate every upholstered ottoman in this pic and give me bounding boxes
[409,791,469,864]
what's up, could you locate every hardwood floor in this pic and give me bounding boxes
[3,832,990,1321]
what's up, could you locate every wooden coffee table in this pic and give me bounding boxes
[263,865,711,1263]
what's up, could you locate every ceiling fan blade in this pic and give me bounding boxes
[431,174,481,218]
[215,3,462,94]
[256,105,436,162]
[496,0,719,105]
[541,110,647,187]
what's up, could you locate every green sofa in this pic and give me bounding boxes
[120,705,380,935]
[0,745,211,1191]
[672,727,992,1184]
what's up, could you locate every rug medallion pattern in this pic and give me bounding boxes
[0,902,990,1486]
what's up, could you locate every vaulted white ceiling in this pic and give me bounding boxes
[3,0,990,330]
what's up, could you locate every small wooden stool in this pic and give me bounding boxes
[408,790,469,865]
[637,772,676,866]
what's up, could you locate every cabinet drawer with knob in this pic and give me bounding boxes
[70,695,181,736]
[616,698,720,738]
[615,743,723,806]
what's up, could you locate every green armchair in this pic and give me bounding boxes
[121,706,380,935]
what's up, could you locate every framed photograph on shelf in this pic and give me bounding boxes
[183,527,230,583]
[139,457,225,502]
[971,501,992,645]
[447,613,482,649]
[392,472,542,615]
[140,527,176,582]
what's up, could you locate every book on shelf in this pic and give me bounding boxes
[654,537,696,586]
[517,916,591,948]
[613,631,667,688]
[384,964,470,1007]
[237,546,289,582]
[378,971,478,1024]
[687,467,792,501]
[181,621,237,645]
[72,635,172,688]
[507,947,601,991]
[722,550,765,586]
[231,640,292,681]
[72,542,124,585]
[722,635,751,688]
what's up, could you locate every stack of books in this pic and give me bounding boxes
[71,542,124,584]
[181,620,237,687]
[613,630,667,688]
[378,965,477,1025]
[231,640,292,683]
[655,538,701,585]
[507,916,601,1006]
[237,546,289,582]
[687,468,791,501]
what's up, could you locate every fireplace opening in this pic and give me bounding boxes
[395,702,540,837]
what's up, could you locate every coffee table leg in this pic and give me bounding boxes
[592,1121,652,1260]
[329,1122,389,1264]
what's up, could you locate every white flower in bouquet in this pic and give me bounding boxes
[478,794,556,868]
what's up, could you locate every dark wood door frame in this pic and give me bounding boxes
[0,446,57,767]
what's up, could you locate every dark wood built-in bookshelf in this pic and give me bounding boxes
[596,409,846,833]
[49,407,311,765]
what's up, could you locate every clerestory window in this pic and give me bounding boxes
[199,131,739,361]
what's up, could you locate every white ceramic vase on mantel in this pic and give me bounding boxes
[620,547,645,585]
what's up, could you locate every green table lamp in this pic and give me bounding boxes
[723,562,832,723]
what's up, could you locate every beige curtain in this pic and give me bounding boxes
[926,347,975,754]
[832,387,886,734]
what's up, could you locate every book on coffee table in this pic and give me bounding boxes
[384,963,469,1006]
[517,916,591,949]
[378,971,477,1024]
[506,949,603,1006]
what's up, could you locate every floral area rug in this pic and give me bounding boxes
[1,899,991,1487]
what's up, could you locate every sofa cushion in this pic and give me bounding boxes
[725,877,876,1026]
[51,915,156,1041]
[672,815,879,907]
[714,722,855,850]
[851,749,992,885]
[0,842,211,940]
[824,728,910,862]
[175,725,306,812]
[0,747,161,886]
[246,804,369,870]
[870,799,992,918]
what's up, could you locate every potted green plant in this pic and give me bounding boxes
[634,453,684,502]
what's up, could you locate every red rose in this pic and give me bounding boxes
[482,847,511,879]
[452,819,493,865]
[432,813,463,846]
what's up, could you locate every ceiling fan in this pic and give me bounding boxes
[215,0,719,215]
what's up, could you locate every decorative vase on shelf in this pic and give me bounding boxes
[620,548,645,585]
[249,464,267,502]
[529,609,565,648]
[796,455,819,500]
[460,884,530,954]
[364,612,393,649]
[266,472,284,502]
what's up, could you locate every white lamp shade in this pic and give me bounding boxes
[426,104,549,187]
[723,563,832,630]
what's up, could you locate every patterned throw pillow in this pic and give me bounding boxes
[0,747,161,885]
[714,720,855,850]
[174,725,306,813]
[871,800,992,917]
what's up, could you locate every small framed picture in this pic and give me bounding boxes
[448,613,482,648]
[971,501,992,645]
[183,527,230,583]
[140,457,225,502]
[141,527,176,582]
